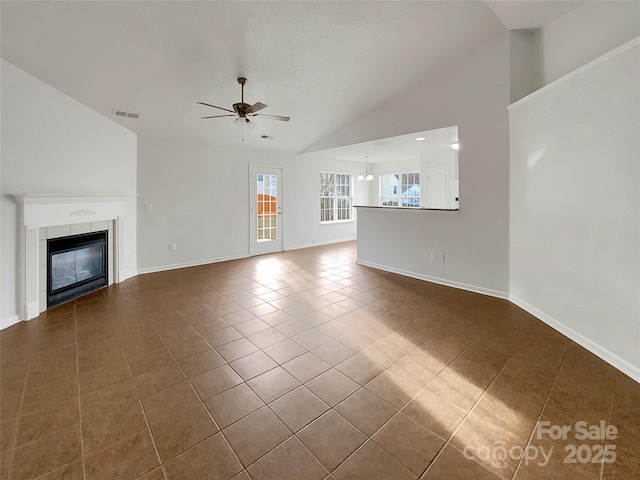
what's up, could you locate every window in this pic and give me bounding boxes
[320,172,352,223]
[380,172,421,207]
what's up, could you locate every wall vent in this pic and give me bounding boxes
[112,109,141,119]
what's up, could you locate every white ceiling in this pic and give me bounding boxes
[1,1,581,155]
[486,0,583,30]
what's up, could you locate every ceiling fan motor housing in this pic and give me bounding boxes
[232,102,253,117]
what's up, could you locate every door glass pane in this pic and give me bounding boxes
[257,172,277,242]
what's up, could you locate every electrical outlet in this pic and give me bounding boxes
[431,252,445,262]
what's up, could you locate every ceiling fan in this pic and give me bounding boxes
[197,77,290,124]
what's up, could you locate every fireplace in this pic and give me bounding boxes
[47,231,108,307]
[12,194,132,323]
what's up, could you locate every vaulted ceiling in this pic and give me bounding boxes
[0,1,581,154]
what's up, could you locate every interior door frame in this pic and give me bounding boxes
[249,164,284,256]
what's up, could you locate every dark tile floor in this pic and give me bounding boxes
[1,241,638,479]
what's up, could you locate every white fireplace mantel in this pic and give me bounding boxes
[14,194,136,320]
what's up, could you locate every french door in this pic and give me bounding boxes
[249,165,283,256]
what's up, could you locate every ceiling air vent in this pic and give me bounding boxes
[112,109,141,119]
[260,135,276,140]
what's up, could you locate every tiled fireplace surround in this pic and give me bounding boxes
[38,220,115,313]
[14,195,129,322]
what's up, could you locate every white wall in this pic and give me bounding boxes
[136,135,363,273]
[307,33,511,296]
[1,59,138,324]
[509,39,640,380]
[537,1,640,85]
[509,30,543,103]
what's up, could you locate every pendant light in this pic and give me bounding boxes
[365,155,374,181]
[357,155,366,181]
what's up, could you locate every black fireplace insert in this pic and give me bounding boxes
[47,230,108,307]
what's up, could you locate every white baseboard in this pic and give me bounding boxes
[285,237,357,252]
[358,259,639,382]
[137,239,357,276]
[137,253,250,276]
[510,295,640,384]
[1,315,22,331]
[356,259,509,300]
[119,270,139,282]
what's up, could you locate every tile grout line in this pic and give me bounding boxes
[508,345,569,479]
[146,307,248,478]
[301,297,485,475]
[313,312,484,478]
[420,322,538,479]
[207,276,341,477]
[599,376,616,480]
[323,405,420,478]
[74,319,151,462]
[246,356,367,475]
[175,259,425,476]
[85,263,354,477]
[5,305,91,479]
[4,311,39,480]
[9,245,631,480]
[183,296,365,476]
[74,302,89,480]
[106,299,169,480]
[389,337,490,478]
[219,354,318,475]
[13,305,90,478]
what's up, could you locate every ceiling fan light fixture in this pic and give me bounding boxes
[366,174,374,181]
[235,117,247,142]
[357,173,365,181]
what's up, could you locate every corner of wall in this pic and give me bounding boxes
[510,295,640,384]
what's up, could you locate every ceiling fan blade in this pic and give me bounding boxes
[201,114,237,119]
[197,101,235,113]
[253,114,290,122]
[247,102,268,114]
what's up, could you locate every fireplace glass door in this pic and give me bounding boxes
[48,231,108,307]
[51,244,104,290]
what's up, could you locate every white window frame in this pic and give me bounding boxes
[380,172,421,208]
[320,172,353,224]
